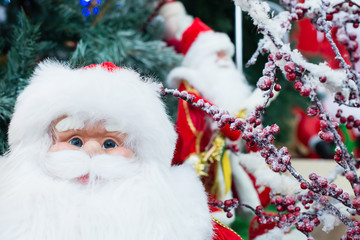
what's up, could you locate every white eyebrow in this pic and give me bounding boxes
[55,117,85,132]
[104,121,123,132]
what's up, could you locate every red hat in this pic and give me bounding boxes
[83,62,122,71]
[181,18,212,55]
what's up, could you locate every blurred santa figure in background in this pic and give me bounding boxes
[158,1,271,226]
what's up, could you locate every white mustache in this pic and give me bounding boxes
[44,150,139,181]
[216,59,233,68]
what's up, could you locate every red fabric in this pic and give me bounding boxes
[172,82,213,165]
[247,173,271,207]
[83,62,122,71]
[166,38,182,54]
[248,212,277,240]
[212,219,243,240]
[292,19,350,69]
[172,81,241,165]
[293,107,320,149]
[221,125,242,141]
[181,18,212,55]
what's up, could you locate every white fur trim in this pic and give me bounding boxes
[8,60,177,166]
[158,2,186,19]
[183,31,234,68]
[158,2,193,40]
[230,152,261,209]
[166,66,200,88]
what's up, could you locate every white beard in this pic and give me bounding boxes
[0,145,213,240]
[190,56,253,114]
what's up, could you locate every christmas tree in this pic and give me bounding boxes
[0,0,181,154]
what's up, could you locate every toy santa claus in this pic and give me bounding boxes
[0,61,242,240]
[158,1,271,225]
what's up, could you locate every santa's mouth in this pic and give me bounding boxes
[77,174,90,184]
[76,174,102,184]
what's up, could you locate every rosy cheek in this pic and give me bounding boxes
[49,142,79,152]
[108,147,134,158]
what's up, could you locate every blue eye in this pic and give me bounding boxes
[103,140,117,149]
[70,138,83,147]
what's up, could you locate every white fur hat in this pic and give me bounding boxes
[8,61,177,165]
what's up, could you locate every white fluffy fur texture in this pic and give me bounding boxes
[8,61,176,166]
[2,61,214,239]
[0,145,213,240]
[166,66,199,88]
[158,2,194,40]
[182,31,234,68]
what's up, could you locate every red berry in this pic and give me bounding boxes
[317,177,328,187]
[257,217,265,224]
[294,81,303,91]
[322,132,334,142]
[353,198,360,208]
[275,52,283,60]
[276,205,284,212]
[287,72,297,81]
[283,53,291,61]
[346,172,355,181]
[282,155,291,164]
[305,224,314,232]
[255,205,264,213]
[274,84,281,91]
[257,76,272,91]
[255,119,261,126]
[275,197,283,204]
[312,217,320,226]
[226,212,233,218]
[320,120,328,130]
[348,115,355,122]
[224,200,233,208]
[354,120,360,127]
[335,147,342,155]
[346,122,353,129]
[287,205,295,212]
[307,106,317,117]
[342,192,350,200]
[354,23,359,28]
[326,14,333,21]
[319,76,327,83]
[350,33,357,41]
[271,124,280,134]
[298,65,305,73]
[300,87,311,97]
[300,182,308,189]
[285,62,296,72]
[309,173,318,180]
[340,117,347,123]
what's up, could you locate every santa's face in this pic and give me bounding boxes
[191,50,252,113]
[45,117,136,184]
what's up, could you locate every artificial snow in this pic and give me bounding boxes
[238,152,299,195]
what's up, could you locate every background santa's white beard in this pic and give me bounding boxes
[193,57,253,114]
[0,145,213,240]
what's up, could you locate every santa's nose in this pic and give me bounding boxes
[82,140,103,157]
[216,51,228,61]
